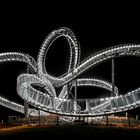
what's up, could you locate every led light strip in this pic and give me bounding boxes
[1,27,140,117]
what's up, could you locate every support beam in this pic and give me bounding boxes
[24,65,30,117]
[28,115,30,126]
[38,109,41,126]
[67,83,69,99]
[24,101,28,117]
[111,58,115,97]
[74,79,77,113]
[75,79,77,99]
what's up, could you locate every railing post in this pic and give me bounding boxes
[126,112,128,118]
[106,115,108,126]
[136,114,138,121]
[56,115,59,126]
[128,112,131,127]
[86,99,89,112]
[83,116,85,125]
[28,115,30,126]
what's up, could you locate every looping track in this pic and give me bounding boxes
[1,27,140,117]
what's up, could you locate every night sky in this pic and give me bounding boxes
[0,2,140,118]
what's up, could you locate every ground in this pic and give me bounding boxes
[0,124,140,140]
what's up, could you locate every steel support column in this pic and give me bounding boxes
[67,83,69,98]
[74,79,77,113]
[38,109,41,126]
[24,101,28,117]
[111,58,115,97]
[24,65,30,117]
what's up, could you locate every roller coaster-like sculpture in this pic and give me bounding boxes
[0,27,140,118]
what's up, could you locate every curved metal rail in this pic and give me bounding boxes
[0,27,140,118]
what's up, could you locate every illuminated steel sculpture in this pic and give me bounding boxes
[1,27,140,117]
